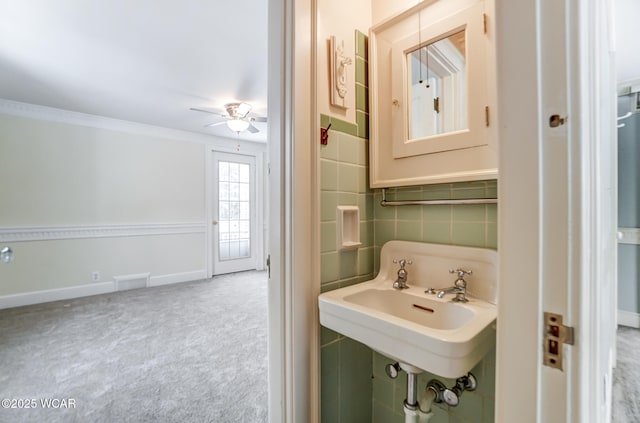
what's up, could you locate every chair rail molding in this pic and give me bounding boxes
[0,222,207,243]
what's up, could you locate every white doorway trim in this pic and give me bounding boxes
[268,0,319,421]
[205,146,266,278]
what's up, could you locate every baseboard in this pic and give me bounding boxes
[0,282,114,310]
[618,310,640,328]
[149,270,208,287]
[0,270,207,310]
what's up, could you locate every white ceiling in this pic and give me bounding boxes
[0,0,269,142]
[1,1,636,144]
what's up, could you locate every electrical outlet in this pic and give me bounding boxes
[91,271,101,282]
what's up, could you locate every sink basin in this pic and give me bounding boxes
[318,241,497,378]
[344,288,475,330]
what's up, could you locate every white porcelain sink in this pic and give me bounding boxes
[318,241,497,378]
[344,288,475,330]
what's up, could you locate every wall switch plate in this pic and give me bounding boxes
[91,271,101,282]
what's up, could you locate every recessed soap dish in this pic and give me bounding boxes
[336,205,362,251]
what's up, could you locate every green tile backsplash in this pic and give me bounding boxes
[319,29,497,423]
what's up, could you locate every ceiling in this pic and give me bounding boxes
[0,0,269,143]
[0,1,636,144]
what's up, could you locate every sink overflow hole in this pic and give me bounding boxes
[412,304,435,313]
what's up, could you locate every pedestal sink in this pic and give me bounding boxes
[318,240,497,378]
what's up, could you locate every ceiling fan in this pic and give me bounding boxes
[190,102,267,134]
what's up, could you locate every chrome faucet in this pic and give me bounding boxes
[436,269,472,302]
[392,259,412,290]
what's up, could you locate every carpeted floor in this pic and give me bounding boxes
[613,325,640,423]
[0,270,268,423]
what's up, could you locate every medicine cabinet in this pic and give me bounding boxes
[369,0,498,187]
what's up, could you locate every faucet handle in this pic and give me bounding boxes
[449,268,472,279]
[393,258,413,268]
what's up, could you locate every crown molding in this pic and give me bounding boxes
[0,98,264,147]
[0,222,206,243]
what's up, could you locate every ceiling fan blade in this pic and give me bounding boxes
[250,116,267,123]
[247,123,260,133]
[204,121,227,128]
[190,107,219,115]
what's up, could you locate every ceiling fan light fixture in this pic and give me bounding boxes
[227,118,250,133]
[236,102,252,117]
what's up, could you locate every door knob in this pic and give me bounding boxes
[212,220,218,225]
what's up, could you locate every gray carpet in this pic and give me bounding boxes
[613,325,640,423]
[0,270,268,423]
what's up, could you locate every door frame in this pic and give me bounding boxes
[274,0,619,421]
[268,0,319,420]
[495,0,616,422]
[205,146,266,278]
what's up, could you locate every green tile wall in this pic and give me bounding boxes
[372,182,498,275]
[319,29,497,423]
[320,124,374,423]
[319,31,374,423]
[372,338,497,423]
[355,29,369,138]
[371,182,497,423]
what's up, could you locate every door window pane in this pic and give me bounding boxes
[240,183,249,201]
[240,202,249,220]
[219,182,229,201]
[218,160,251,261]
[230,183,240,201]
[219,202,230,220]
[240,165,249,183]
[219,162,229,181]
[229,163,240,182]
[230,202,240,220]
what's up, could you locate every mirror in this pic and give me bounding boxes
[368,0,496,188]
[408,29,467,139]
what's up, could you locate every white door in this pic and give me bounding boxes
[497,0,616,422]
[212,152,257,275]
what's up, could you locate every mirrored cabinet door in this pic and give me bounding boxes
[369,0,498,188]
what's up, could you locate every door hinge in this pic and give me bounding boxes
[483,13,488,34]
[485,106,490,127]
[266,254,271,278]
[543,312,575,371]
